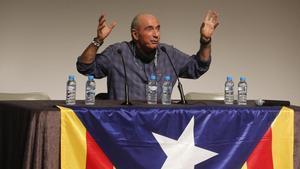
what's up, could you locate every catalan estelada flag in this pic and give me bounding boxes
[59,106,294,169]
[59,106,115,169]
[241,107,294,169]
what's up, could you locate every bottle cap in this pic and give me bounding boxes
[88,75,94,80]
[164,75,171,81]
[240,76,246,81]
[68,75,75,81]
[150,74,156,80]
[226,76,232,81]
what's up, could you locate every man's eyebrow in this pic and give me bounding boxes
[144,25,160,30]
[144,25,154,29]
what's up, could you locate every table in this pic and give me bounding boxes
[0,100,299,169]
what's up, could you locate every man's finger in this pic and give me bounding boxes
[98,14,105,23]
[212,11,219,27]
[98,18,106,27]
[98,25,105,31]
[109,21,117,29]
[214,22,220,29]
[204,11,211,22]
[213,12,218,20]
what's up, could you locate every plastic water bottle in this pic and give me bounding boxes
[224,76,234,104]
[85,75,96,105]
[161,75,172,105]
[238,76,247,105]
[66,75,76,105]
[147,74,158,104]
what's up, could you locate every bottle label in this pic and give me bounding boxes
[149,86,158,90]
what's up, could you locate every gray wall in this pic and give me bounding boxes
[1,0,300,105]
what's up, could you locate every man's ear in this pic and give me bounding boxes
[131,29,138,41]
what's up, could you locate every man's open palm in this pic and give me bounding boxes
[201,10,219,39]
[97,14,116,41]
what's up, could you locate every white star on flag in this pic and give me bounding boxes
[152,116,218,169]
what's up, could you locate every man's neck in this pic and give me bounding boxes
[135,43,157,63]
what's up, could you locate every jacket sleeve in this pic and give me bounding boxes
[170,46,211,79]
[76,45,115,78]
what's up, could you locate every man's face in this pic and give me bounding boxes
[132,15,160,53]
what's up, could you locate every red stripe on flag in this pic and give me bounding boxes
[86,131,114,169]
[247,128,274,169]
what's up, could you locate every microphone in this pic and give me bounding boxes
[160,46,187,104]
[117,49,132,105]
[255,99,290,106]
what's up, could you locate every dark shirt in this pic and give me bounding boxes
[77,41,211,101]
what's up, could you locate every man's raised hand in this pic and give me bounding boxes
[97,14,117,42]
[200,10,219,39]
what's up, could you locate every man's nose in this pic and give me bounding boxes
[153,30,159,38]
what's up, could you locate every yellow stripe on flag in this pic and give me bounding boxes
[271,107,294,169]
[241,162,248,169]
[59,106,87,169]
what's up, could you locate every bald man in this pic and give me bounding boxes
[77,11,219,101]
